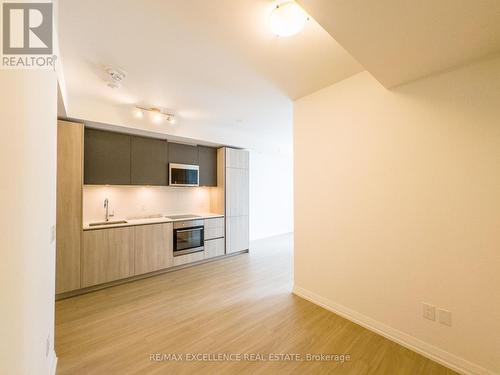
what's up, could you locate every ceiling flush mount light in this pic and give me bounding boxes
[135,106,175,124]
[270,1,308,37]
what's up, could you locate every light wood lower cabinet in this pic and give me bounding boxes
[79,218,228,291]
[82,227,135,287]
[226,215,249,254]
[204,217,224,240]
[134,223,173,275]
[204,238,225,259]
[173,251,205,266]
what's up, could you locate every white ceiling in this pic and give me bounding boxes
[60,0,500,147]
[58,0,363,151]
[297,0,500,87]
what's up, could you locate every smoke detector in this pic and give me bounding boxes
[105,66,127,89]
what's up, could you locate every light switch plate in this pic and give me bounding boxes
[46,335,50,357]
[438,309,452,326]
[422,303,436,321]
[50,225,56,244]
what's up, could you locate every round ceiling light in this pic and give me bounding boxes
[270,1,308,37]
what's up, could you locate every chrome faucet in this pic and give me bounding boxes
[104,198,114,222]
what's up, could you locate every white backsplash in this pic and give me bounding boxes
[83,185,212,223]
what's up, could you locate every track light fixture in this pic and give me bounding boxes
[134,106,175,124]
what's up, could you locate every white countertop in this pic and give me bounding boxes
[83,213,224,230]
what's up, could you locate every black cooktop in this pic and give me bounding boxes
[167,214,201,220]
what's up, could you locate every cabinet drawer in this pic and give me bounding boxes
[204,238,225,259]
[204,217,224,240]
[173,251,205,266]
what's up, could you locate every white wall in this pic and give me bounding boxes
[250,149,293,240]
[83,185,211,223]
[0,71,57,374]
[294,56,500,374]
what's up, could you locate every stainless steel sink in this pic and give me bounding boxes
[88,220,128,227]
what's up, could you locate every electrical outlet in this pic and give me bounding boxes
[422,303,436,321]
[438,309,452,326]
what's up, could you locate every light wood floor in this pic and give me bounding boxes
[55,234,457,375]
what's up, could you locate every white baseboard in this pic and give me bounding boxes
[48,350,58,375]
[293,286,495,375]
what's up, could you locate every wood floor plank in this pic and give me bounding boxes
[55,234,457,375]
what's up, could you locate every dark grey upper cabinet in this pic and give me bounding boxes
[131,136,168,186]
[84,129,131,185]
[168,142,199,165]
[84,129,216,187]
[198,146,217,186]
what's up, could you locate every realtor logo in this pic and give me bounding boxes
[1,2,56,68]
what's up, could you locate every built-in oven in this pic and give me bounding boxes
[173,219,204,256]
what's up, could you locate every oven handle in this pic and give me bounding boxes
[175,226,204,234]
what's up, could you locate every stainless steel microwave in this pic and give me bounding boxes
[169,163,199,186]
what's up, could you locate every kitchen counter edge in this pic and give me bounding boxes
[83,214,224,231]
